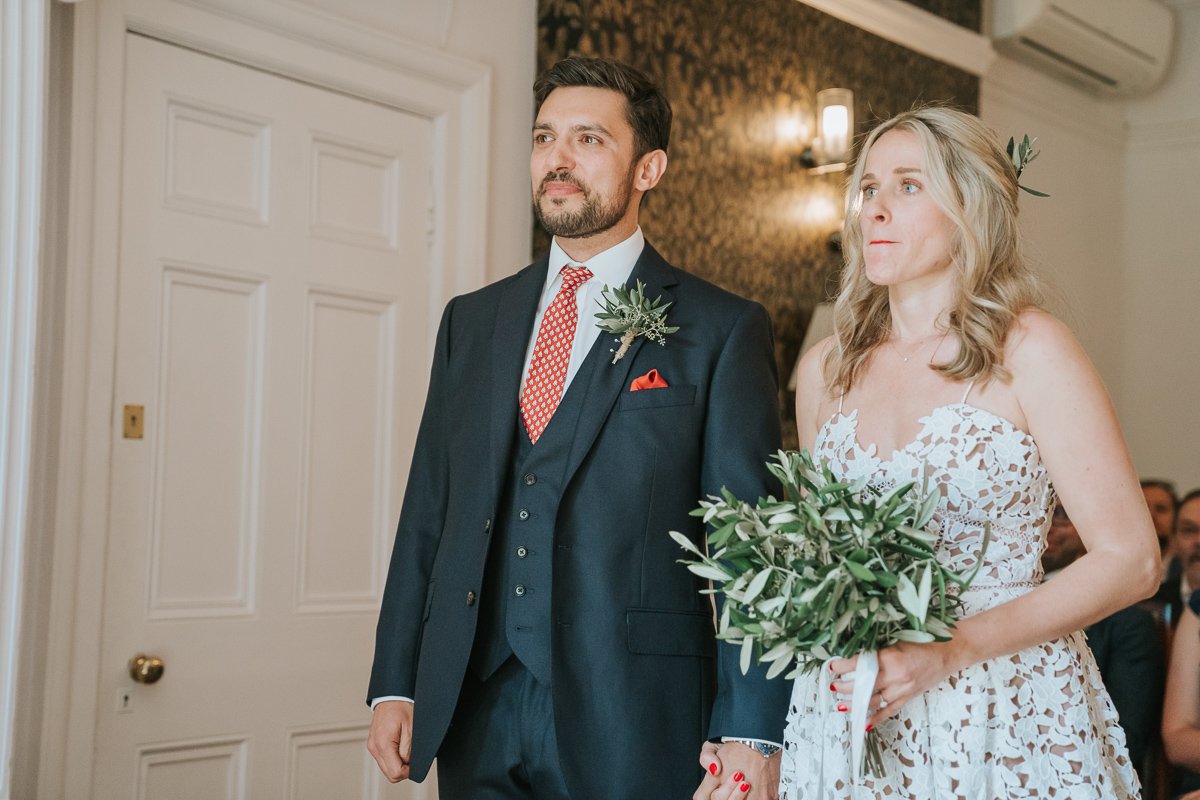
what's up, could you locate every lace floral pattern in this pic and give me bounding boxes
[779,404,1140,799]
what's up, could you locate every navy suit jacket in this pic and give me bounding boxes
[368,242,791,795]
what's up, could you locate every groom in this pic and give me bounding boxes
[367,56,789,799]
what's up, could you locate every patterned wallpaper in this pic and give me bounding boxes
[536,0,979,446]
[896,0,982,31]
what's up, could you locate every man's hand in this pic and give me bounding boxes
[692,741,780,800]
[366,700,414,782]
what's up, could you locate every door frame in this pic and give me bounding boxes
[39,2,490,796]
[1,1,47,798]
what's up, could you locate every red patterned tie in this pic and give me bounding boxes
[520,265,594,444]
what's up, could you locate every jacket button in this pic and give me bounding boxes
[514,584,526,597]
[516,546,528,558]
[518,509,530,520]
[523,473,537,486]
[466,591,476,606]
[483,518,491,533]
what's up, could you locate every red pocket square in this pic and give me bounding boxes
[629,369,669,391]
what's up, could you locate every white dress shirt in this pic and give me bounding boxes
[519,227,644,399]
[370,228,643,710]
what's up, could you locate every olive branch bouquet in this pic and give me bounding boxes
[671,449,988,776]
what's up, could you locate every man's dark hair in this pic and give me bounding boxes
[533,56,672,158]
[1174,487,1200,537]
[1142,478,1179,508]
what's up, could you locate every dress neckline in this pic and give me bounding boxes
[818,402,1040,466]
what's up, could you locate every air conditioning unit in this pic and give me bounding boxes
[990,0,1174,96]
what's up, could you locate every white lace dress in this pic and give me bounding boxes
[779,400,1141,799]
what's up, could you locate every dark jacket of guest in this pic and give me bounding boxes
[1086,604,1164,776]
[1152,573,1186,630]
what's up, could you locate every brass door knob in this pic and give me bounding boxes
[128,654,165,684]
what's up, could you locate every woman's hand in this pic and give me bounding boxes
[828,640,962,728]
[693,741,778,800]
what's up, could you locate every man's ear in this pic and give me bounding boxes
[633,149,668,192]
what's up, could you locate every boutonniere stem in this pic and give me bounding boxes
[595,280,680,364]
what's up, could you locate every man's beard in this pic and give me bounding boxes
[534,168,633,239]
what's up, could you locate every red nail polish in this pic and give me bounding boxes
[733,772,744,782]
[740,783,751,793]
[866,723,874,732]
[829,682,837,692]
[837,703,848,712]
[708,762,717,775]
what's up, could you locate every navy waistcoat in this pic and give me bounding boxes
[470,348,601,685]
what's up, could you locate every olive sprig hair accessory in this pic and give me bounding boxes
[1007,134,1049,198]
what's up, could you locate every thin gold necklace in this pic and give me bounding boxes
[888,329,950,364]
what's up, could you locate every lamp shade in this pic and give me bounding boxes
[816,88,853,164]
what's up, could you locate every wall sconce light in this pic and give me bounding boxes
[800,88,854,174]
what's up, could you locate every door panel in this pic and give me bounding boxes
[95,33,439,799]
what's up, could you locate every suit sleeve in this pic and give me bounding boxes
[366,298,455,704]
[702,301,792,742]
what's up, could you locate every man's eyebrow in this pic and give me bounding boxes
[532,121,615,137]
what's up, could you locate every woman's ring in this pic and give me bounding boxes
[878,690,889,708]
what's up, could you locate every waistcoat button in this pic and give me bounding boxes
[466,591,476,606]
[516,546,528,558]
[518,509,530,520]
[514,584,526,597]
[523,473,537,486]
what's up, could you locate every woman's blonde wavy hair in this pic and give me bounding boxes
[825,106,1044,394]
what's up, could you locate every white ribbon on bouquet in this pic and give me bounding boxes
[822,650,879,783]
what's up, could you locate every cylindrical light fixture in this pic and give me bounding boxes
[815,88,853,164]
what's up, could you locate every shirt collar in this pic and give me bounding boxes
[546,227,644,291]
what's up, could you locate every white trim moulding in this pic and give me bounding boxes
[798,0,996,76]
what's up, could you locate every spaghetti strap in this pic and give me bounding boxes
[961,381,975,404]
[838,393,845,414]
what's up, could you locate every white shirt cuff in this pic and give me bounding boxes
[370,696,414,709]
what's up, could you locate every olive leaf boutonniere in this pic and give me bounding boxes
[595,280,680,364]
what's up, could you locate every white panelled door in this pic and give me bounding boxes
[94,33,438,799]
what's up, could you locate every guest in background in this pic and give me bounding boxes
[1153,490,1200,629]
[1144,479,1180,580]
[1160,519,1200,800]
[1043,501,1164,783]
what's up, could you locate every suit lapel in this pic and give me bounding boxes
[488,257,548,493]
[561,243,678,487]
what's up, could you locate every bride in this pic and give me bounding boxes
[782,107,1158,798]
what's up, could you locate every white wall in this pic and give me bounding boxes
[2,1,48,797]
[1120,0,1200,490]
[981,57,1128,386]
[982,0,1199,491]
[294,0,536,282]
